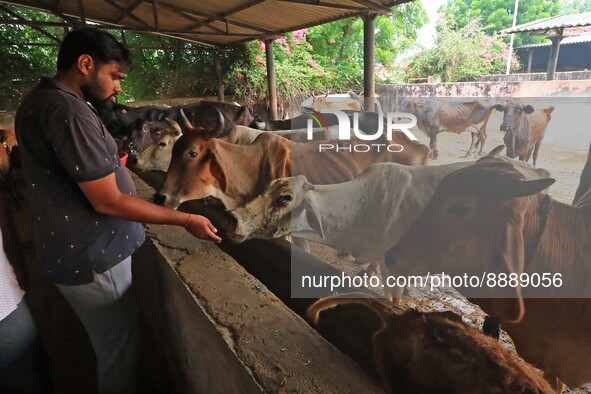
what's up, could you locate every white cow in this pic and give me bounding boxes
[224,149,551,297]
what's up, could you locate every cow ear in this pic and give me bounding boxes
[302,193,324,239]
[491,104,505,112]
[208,154,227,192]
[490,218,526,323]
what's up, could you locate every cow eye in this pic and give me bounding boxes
[158,141,167,147]
[275,194,293,207]
[187,151,198,158]
[447,203,470,218]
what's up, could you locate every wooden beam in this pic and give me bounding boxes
[113,0,144,24]
[151,0,159,31]
[351,0,392,14]
[156,2,227,34]
[277,0,370,12]
[104,0,154,31]
[76,0,85,25]
[0,41,221,51]
[32,0,80,25]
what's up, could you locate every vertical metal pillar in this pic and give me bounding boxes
[547,34,563,81]
[363,14,376,112]
[213,50,225,102]
[264,38,278,120]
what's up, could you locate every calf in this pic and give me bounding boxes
[492,100,554,166]
[385,157,591,390]
[307,294,552,394]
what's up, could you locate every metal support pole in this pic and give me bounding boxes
[363,14,376,112]
[506,0,519,75]
[264,38,278,121]
[213,50,225,102]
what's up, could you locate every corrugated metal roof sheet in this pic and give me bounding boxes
[501,12,591,34]
[0,0,413,47]
[517,33,591,49]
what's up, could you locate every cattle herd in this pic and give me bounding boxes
[2,94,588,393]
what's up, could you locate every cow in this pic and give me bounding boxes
[307,294,553,394]
[222,148,550,298]
[121,118,182,156]
[300,91,364,112]
[492,100,554,167]
[384,156,591,390]
[133,124,265,172]
[0,129,17,153]
[133,123,379,172]
[401,98,497,159]
[247,99,289,122]
[154,123,429,211]
[94,99,255,138]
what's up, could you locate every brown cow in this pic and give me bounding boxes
[307,294,552,394]
[492,100,554,166]
[154,129,429,210]
[401,98,496,159]
[385,157,591,390]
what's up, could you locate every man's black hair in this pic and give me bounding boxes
[57,27,133,72]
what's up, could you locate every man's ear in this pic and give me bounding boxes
[78,54,94,76]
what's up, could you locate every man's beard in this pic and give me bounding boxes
[81,71,115,105]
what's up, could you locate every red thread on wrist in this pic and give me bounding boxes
[182,213,191,228]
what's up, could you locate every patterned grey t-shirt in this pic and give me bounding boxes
[15,77,145,285]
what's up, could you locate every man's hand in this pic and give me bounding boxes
[185,214,222,243]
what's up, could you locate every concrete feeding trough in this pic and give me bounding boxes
[130,171,385,393]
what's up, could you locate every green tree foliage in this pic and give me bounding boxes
[404,19,519,82]
[0,5,62,108]
[561,0,591,14]
[439,0,561,46]
[226,1,427,102]
[0,2,427,108]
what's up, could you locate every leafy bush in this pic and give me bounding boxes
[404,19,520,82]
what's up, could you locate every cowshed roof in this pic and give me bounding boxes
[0,0,413,48]
[501,12,591,35]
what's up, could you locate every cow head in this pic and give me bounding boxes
[223,176,324,243]
[492,101,534,158]
[385,158,555,323]
[124,118,181,155]
[153,108,229,208]
[153,130,228,208]
[134,129,182,171]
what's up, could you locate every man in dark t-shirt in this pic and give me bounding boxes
[15,28,221,394]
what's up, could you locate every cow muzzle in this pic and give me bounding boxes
[153,192,180,208]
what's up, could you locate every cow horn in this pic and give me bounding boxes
[210,108,225,138]
[179,108,194,130]
[488,145,505,157]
